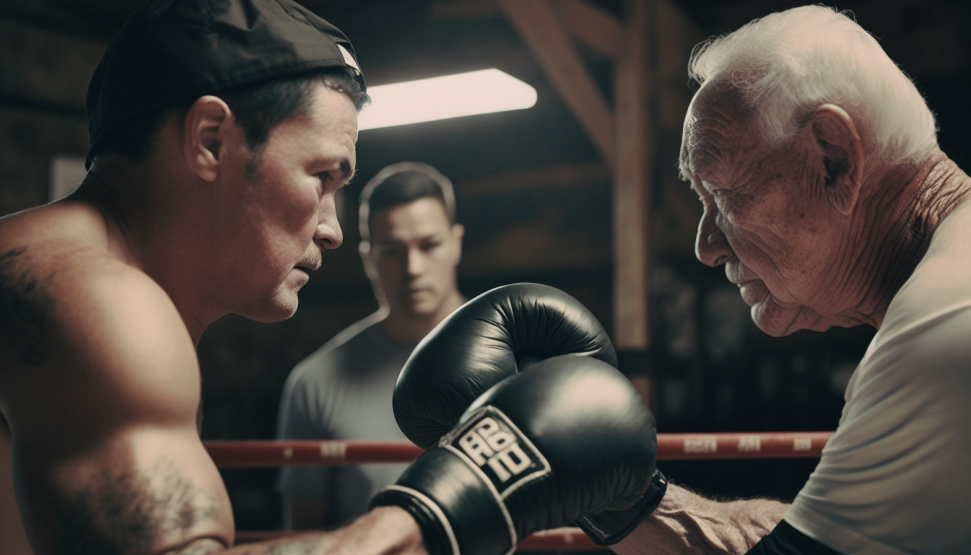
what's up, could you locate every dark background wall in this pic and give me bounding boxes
[1,0,968,534]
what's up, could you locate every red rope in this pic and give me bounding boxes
[224,433,834,551]
[205,431,832,467]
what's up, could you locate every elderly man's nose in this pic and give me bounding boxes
[695,217,732,267]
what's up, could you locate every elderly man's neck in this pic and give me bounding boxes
[858,151,971,327]
[907,153,971,232]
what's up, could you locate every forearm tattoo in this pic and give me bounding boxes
[0,247,52,365]
[51,458,220,555]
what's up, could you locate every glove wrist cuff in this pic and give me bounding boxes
[370,448,516,555]
[370,486,456,555]
[575,469,669,546]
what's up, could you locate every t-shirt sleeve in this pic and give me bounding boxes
[784,305,971,555]
[275,366,336,499]
[746,521,842,555]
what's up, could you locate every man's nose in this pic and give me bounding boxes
[695,207,732,267]
[406,248,426,276]
[315,206,343,250]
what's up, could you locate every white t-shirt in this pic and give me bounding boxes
[276,313,416,525]
[785,201,971,555]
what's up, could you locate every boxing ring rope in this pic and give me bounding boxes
[211,432,833,551]
[205,431,833,468]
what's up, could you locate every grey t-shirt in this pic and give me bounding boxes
[276,312,416,525]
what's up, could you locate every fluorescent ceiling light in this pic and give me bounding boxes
[358,69,537,131]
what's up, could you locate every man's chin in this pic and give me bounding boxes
[240,293,300,323]
[399,300,441,320]
[750,297,830,336]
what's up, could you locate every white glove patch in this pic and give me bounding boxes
[440,406,551,499]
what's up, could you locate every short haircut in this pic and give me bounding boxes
[90,68,369,172]
[358,162,457,243]
[688,6,938,165]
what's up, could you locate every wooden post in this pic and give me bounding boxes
[612,0,652,351]
[499,0,657,403]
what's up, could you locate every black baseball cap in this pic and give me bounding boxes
[86,0,366,168]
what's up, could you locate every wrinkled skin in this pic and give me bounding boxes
[680,81,968,335]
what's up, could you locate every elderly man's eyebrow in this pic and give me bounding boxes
[678,157,695,182]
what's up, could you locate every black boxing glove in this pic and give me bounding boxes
[393,283,617,449]
[372,356,660,555]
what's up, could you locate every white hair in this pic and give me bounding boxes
[689,5,938,165]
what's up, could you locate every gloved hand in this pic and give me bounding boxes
[393,283,618,449]
[371,355,663,555]
[383,283,666,552]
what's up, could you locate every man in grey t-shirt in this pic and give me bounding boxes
[276,162,466,529]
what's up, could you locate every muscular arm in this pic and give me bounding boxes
[612,483,788,555]
[224,507,421,555]
[0,246,425,555]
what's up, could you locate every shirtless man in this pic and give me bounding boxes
[0,0,426,553]
[0,0,671,550]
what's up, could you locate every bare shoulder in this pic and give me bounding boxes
[0,201,198,424]
[0,204,235,554]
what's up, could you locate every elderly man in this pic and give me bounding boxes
[613,6,971,555]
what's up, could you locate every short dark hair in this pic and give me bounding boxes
[358,162,457,243]
[90,68,368,171]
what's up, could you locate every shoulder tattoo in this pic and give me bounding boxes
[51,457,221,555]
[0,247,53,365]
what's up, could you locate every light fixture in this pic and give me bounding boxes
[358,69,537,131]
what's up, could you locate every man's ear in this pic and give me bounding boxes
[359,241,388,307]
[359,241,379,282]
[451,223,465,265]
[811,104,864,216]
[183,95,232,182]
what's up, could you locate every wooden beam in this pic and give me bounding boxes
[457,163,610,198]
[654,0,706,130]
[427,0,502,21]
[460,219,612,277]
[499,0,615,166]
[555,0,625,59]
[612,0,652,350]
[0,18,104,110]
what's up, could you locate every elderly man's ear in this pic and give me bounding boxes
[810,104,865,216]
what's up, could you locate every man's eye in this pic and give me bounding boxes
[705,182,729,199]
[422,242,441,252]
[711,189,738,215]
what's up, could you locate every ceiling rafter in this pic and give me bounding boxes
[554,0,625,60]
[498,0,616,166]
